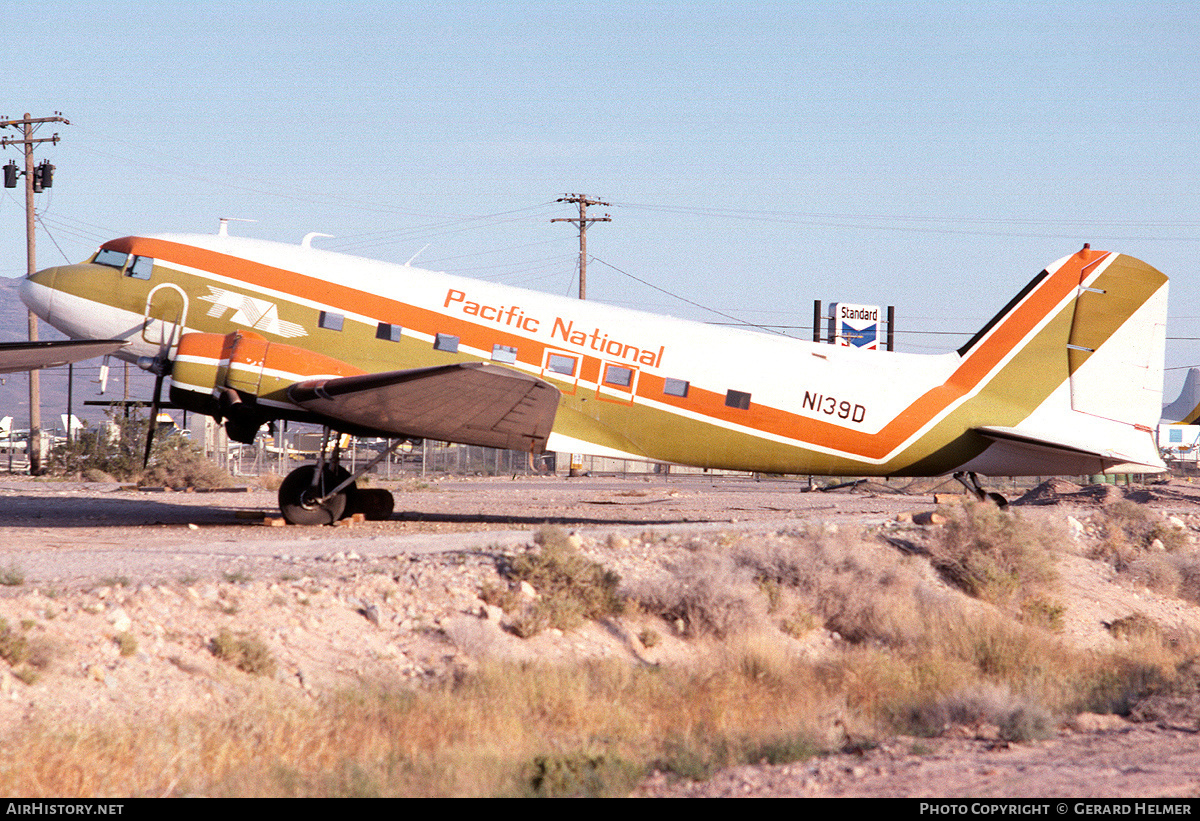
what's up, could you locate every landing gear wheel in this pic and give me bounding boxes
[349,488,395,521]
[278,465,358,525]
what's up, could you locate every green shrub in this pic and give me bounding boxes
[0,620,28,666]
[497,528,623,636]
[49,407,232,489]
[210,629,276,676]
[1020,596,1066,632]
[0,563,24,586]
[521,752,643,797]
[897,685,1054,742]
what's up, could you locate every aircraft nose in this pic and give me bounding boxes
[19,266,58,323]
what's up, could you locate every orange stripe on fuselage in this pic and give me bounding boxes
[101,237,1103,462]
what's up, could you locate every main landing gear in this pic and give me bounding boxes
[278,464,355,525]
[276,431,405,525]
[953,471,1009,508]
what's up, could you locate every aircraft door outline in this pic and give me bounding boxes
[142,284,189,351]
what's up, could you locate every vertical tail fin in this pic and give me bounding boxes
[1065,251,1167,428]
[1162,368,1200,425]
[961,247,1168,474]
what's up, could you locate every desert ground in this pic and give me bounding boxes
[0,471,1198,797]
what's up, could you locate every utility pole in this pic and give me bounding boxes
[1,112,68,474]
[552,193,610,300]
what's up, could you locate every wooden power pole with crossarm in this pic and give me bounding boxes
[1,112,69,474]
[552,193,610,300]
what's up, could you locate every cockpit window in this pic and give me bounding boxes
[94,249,128,270]
[126,256,154,280]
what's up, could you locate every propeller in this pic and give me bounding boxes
[97,356,110,395]
[136,320,179,469]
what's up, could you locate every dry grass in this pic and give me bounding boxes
[929,502,1060,608]
[1,522,1198,796]
[0,652,834,797]
[0,612,1189,797]
[898,683,1054,742]
[255,473,285,492]
[1092,501,1189,570]
[1122,552,1200,606]
[632,551,766,638]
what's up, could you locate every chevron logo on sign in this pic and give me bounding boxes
[830,302,880,350]
[841,322,878,348]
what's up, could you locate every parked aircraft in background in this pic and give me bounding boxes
[0,416,21,452]
[8,226,1169,523]
[1162,368,1200,425]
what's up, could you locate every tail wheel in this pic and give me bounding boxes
[278,465,358,525]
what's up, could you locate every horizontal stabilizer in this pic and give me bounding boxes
[288,362,561,452]
[973,425,1165,474]
[0,339,127,374]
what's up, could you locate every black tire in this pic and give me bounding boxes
[349,488,395,521]
[278,465,357,525]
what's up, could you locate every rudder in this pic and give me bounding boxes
[1065,251,1168,428]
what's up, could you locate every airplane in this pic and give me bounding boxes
[1162,367,1200,425]
[10,226,1169,523]
[0,415,22,452]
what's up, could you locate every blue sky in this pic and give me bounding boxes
[3,0,1199,395]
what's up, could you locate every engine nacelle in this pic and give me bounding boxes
[169,330,364,439]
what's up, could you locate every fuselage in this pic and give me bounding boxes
[19,233,1167,477]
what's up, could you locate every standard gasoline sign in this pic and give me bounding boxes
[829,303,880,350]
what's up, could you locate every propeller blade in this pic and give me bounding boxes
[143,372,164,469]
[142,318,179,469]
[98,356,110,395]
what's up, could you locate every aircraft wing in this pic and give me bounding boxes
[973,425,1165,473]
[0,339,128,374]
[287,362,561,452]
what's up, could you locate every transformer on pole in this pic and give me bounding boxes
[1,112,69,474]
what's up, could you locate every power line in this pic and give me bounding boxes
[589,255,785,335]
[612,200,1200,240]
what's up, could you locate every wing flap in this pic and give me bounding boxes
[288,362,561,452]
[0,339,127,374]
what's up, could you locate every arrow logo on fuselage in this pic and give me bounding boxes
[198,286,307,339]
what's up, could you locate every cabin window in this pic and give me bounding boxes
[94,249,128,270]
[546,353,577,376]
[434,333,459,353]
[491,344,517,364]
[1170,428,1184,444]
[725,389,751,410]
[376,322,402,342]
[126,255,154,280]
[663,378,689,398]
[603,364,633,388]
[319,311,344,331]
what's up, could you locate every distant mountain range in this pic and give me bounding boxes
[0,277,160,432]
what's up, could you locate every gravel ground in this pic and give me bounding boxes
[0,472,1197,798]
